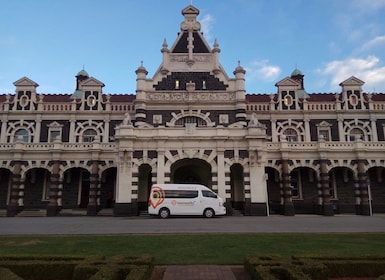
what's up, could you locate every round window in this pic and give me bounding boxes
[284,95,292,106]
[20,95,29,107]
[87,96,97,107]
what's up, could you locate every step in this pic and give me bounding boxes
[97,208,114,216]
[59,209,87,216]
[17,209,47,217]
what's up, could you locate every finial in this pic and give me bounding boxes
[214,38,219,48]
[238,60,241,66]
[140,60,143,67]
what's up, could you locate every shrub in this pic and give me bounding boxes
[0,267,24,280]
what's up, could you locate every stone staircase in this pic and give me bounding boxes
[17,209,47,217]
[97,208,113,216]
[231,209,244,216]
[0,209,7,217]
[59,209,87,216]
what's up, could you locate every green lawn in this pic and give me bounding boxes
[0,233,384,265]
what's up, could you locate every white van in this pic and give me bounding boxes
[148,184,226,218]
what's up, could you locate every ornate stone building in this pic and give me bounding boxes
[1,5,384,217]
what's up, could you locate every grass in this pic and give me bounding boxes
[0,233,384,265]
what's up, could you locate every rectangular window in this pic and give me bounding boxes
[202,190,217,198]
[164,190,198,199]
[49,130,61,142]
[318,129,330,141]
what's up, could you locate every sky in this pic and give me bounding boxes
[1,0,385,95]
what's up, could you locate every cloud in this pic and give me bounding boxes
[245,60,281,82]
[318,56,385,92]
[349,0,385,13]
[360,35,385,52]
[199,14,215,43]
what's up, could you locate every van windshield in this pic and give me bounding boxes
[202,190,217,198]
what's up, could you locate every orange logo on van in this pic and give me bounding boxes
[149,186,165,209]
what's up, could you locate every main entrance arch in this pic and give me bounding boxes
[171,158,212,188]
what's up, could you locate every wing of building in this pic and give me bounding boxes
[0,5,384,217]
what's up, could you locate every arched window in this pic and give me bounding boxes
[14,129,29,142]
[283,128,298,142]
[349,128,363,141]
[82,129,97,142]
[175,116,206,127]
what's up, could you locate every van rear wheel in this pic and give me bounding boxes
[159,208,170,219]
[203,208,215,218]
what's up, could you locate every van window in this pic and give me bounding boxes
[202,190,217,198]
[164,190,198,199]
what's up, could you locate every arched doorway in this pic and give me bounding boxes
[100,167,117,209]
[62,168,90,209]
[171,158,212,187]
[23,168,50,209]
[230,164,244,212]
[290,167,318,214]
[367,167,385,213]
[137,164,153,212]
[266,167,281,214]
[0,168,12,209]
[329,167,355,213]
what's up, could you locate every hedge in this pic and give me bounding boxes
[0,255,154,280]
[245,255,385,280]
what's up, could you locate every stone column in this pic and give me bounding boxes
[320,159,334,216]
[357,159,370,215]
[281,159,294,216]
[87,160,99,216]
[156,149,165,184]
[114,150,135,216]
[7,161,22,217]
[47,160,60,216]
[216,150,230,214]
[34,115,42,143]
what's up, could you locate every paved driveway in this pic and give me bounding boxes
[1,214,385,235]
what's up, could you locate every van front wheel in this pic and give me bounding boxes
[203,208,215,218]
[159,208,170,219]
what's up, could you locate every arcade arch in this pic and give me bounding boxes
[171,158,212,188]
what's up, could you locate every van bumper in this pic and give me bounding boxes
[216,207,227,216]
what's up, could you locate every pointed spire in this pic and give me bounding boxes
[161,38,169,53]
[212,38,220,53]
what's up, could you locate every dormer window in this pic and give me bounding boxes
[87,95,97,108]
[284,94,292,106]
[20,95,29,107]
[349,93,358,106]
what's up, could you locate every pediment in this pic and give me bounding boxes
[318,121,332,127]
[182,5,200,15]
[13,77,39,87]
[47,121,63,128]
[339,76,365,86]
[81,77,105,87]
[275,77,299,87]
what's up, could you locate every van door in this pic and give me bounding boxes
[200,190,219,213]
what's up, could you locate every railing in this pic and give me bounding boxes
[0,142,116,151]
[42,103,72,112]
[266,141,385,152]
[307,103,336,111]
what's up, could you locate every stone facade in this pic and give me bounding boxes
[0,5,384,217]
